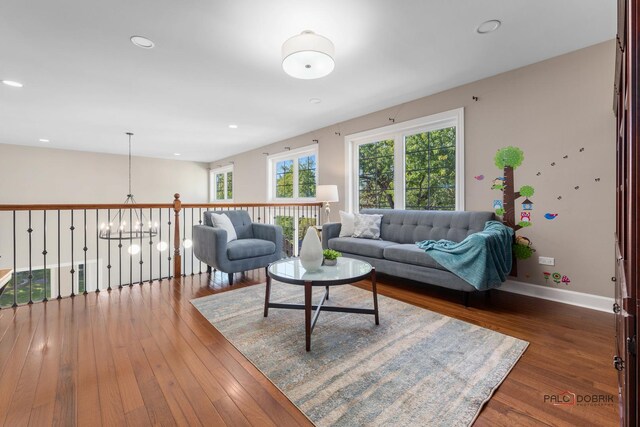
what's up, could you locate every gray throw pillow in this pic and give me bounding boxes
[352,213,383,239]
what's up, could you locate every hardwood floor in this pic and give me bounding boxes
[0,270,618,426]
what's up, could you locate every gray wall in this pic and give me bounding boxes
[212,40,616,298]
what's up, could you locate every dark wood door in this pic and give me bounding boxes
[614,1,639,426]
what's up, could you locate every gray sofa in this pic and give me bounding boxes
[193,210,283,285]
[322,209,495,304]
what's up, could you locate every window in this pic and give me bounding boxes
[210,165,233,202]
[346,108,464,212]
[268,146,318,200]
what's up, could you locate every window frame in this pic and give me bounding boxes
[344,108,464,212]
[267,144,319,202]
[209,165,234,203]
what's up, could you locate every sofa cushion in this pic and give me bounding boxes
[360,209,494,244]
[328,237,396,259]
[383,244,446,271]
[227,239,275,260]
[353,213,383,239]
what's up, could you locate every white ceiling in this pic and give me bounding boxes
[0,0,615,162]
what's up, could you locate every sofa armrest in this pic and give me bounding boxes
[193,225,228,267]
[322,222,342,249]
[252,223,283,253]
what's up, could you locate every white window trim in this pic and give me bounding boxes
[209,165,234,203]
[344,107,464,212]
[267,144,319,202]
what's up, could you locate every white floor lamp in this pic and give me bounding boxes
[316,185,339,224]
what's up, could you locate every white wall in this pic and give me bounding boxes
[0,144,209,203]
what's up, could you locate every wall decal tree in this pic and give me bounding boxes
[494,146,535,230]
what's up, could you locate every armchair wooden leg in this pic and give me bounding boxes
[206,265,212,274]
[462,292,469,308]
[228,273,234,286]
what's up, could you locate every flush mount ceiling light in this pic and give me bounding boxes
[2,80,23,88]
[282,30,335,79]
[130,35,155,49]
[476,20,501,34]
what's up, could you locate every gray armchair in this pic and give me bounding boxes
[193,210,284,285]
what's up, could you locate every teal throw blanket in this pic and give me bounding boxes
[416,221,513,291]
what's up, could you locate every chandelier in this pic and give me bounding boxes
[99,132,159,253]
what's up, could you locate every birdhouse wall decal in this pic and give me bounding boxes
[522,198,533,210]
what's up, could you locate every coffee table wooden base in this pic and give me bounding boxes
[264,267,379,351]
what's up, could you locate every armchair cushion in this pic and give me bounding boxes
[209,213,237,243]
[227,239,276,260]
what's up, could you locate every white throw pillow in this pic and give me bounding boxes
[352,213,383,239]
[210,213,237,243]
[339,211,355,237]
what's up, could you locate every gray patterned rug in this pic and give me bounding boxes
[192,283,528,427]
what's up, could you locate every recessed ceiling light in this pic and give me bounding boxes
[173,153,181,156]
[2,80,23,88]
[228,124,238,129]
[39,139,50,143]
[477,20,501,34]
[309,98,322,104]
[130,36,155,49]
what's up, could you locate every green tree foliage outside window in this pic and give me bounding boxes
[358,140,395,209]
[298,155,317,198]
[216,173,225,200]
[405,127,456,210]
[226,172,233,199]
[275,215,317,256]
[276,160,294,198]
[0,268,52,307]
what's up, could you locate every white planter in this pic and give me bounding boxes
[299,228,323,272]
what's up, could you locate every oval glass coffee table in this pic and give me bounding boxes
[265,257,379,351]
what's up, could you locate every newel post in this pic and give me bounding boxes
[173,193,182,278]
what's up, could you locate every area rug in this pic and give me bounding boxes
[192,284,528,426]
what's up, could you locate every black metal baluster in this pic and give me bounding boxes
[57,210,61,300]
[198,208,202,274]
[190,208,194,276]
[96,210,99,293]
[43,211,48,302]
[27,210,33,304]
[129,208,133,286]
[12,211,17,308]
[118,209,123,289]
[107,208,112,290]
[182,207,186,276]
[159,208,162,281]
[83,209,88,295]
[149,208,153,283]
[139,207,143,285]
[70,210,75,297]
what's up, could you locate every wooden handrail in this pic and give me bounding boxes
[0,201,323,211]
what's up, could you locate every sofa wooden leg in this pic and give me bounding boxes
[228,273,234,286]
[462,292,469,308]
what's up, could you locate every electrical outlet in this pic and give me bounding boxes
[538,256,555,266]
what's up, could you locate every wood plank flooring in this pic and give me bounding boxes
[0,270,618,426]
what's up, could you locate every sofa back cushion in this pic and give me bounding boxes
[203,210,254,239]
[360,209,494,244]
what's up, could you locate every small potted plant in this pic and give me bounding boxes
[322,249,342,266]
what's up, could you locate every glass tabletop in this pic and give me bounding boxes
[268,257,372,285]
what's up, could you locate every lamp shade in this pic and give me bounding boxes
[316,185,339,202]
[282,30,335,79]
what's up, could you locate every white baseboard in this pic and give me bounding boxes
[500,279,614,313]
